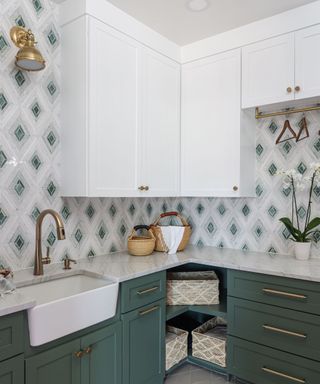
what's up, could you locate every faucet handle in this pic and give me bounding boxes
[42,247,51,265]
[62,255,77,270]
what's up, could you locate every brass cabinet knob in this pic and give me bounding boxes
[84,346,92,355]
[295,86,301,92]
[138,186,149,191]
[74,350,84,358]
[286,87,292,93]
[233,186,239,191]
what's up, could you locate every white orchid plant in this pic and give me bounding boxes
[277,163,320,243]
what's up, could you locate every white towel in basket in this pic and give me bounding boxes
[161,226,184,254]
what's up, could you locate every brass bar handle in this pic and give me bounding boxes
[74,350,84,358]
[139,305,159,316]
[137,286,159,295]
[263,324,307,339]
[262,367,305,383]
[262,288,307,300]
[84,346,92,355]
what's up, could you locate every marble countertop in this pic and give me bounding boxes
[1,245,320,317]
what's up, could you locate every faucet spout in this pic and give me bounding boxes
[34,209,66,276]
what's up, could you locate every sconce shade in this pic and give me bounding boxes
[10,26,46,72]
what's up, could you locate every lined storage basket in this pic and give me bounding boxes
[167,271,219,305]
[192,317,227,367]
[166,326,188,371]
[150,211,191,252]
[127,225,155,256]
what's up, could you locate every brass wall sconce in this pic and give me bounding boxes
[10,26,45,71]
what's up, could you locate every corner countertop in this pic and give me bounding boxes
[1,245,320,317]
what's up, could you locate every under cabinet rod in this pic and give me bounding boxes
[255,105,320,119]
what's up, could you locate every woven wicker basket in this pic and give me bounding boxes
[192,317,227,367]
[127,225,155,256]
[166,326,188,371]
[167,271,219,305]
[150,212,191,252]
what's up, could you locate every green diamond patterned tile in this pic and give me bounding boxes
[0,208,8,226]
[282,185,292,197]
[30,153,42,171]
[14,70,26,87]
[48,29,57,45]
[196,203,205,215]
[298,206,307,219]
[0,34,9,54]
[217,203,226,216]
[268,163,278,176]
[110,244,118,253]
[146,203,153,217]
[282,141,293,155]
[282,227,291,240]
[241,244,249,251]
[31,101,41,119]
[313,185,320,198]
[268,205,278,218]
[109,204,117,218]
[177,202,184,213]
[87,249,96,258]
[241,204,250,217]
[256,184,264,197]
[0,150,7,168]
[118,222,127,239]
[47,231,56,246]
[30,206,40,222]
[204,217,216,237]
[252,220,265,241]
[313,231,320,243]
[96,221,108,244]
[14,179,25,196]
[32,0,43,13]
[297,162,307,175]
[268,246,277,253]
[47,81,57,96]
[14,234,25,251]
[85,203,95,220]
[313,138,320,153]
[229,222,238,236]
[15,15,26,27]
[128,203,135,217]
[196,239,204,248]
[74,229,83,244]
[268,121,278,134]
[61,206,71,221]
[47,181,56,197]
[256,144,264,157]
[14,124,26,142]
[0,92,8,111]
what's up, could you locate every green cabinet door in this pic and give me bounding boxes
[81,322,122,384]
[0,355,24,384]
[26,339,81,384]
[122,299,165,384]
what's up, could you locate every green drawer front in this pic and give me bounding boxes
[228,336,320,384]
[0,355,24,384]
[228,297,320,361]
[0,312,24,361]
[228,270,320,315]
[121,271,166,313]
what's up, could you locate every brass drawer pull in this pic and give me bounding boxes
[137,286,159,295]
[139,305,159,316]
[262,288,307,300]
[263,324,307,339]
[74,350,84,358]
[262,367,305,383]
[84,346,92,354]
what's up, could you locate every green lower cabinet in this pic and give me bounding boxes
[0,355,24,384]
[81,322,122,384]
[26,339,81,384]
[122,299,165,384]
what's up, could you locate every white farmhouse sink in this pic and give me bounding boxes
[19,274,119,346]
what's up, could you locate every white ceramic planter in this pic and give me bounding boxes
[294,242,311,260]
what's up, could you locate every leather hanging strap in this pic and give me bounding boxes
[276,119,297,145]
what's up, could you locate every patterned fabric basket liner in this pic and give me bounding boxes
[167,271,219,305]
[166,326,188,371]
[192,317,227,367]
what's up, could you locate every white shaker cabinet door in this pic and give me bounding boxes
[181,49,244,197]
[140,49,180,197]
[242,33,295,108]
[295,24,320,101]
[88,19,140,197]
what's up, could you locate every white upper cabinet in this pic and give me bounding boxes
[295,24,320,100]
[140,49,180,196]
[242,25,320,108]
[61,16,180,197]
[181,49,255,197]
[242,34,295,108]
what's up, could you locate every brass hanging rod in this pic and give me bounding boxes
[255,105,320,119]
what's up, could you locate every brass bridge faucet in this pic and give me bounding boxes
[34,209,66,276]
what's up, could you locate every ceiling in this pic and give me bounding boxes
[106,0,317,45]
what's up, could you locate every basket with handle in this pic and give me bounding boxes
[127,225,156,256]
[150,212,191,252]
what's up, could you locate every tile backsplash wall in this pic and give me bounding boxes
[1,0,320,270]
